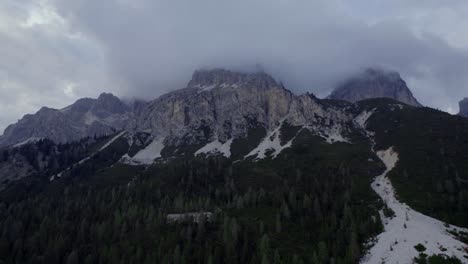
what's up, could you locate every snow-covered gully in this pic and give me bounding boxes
[361,147,468,263]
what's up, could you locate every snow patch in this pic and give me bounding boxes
[167,212,213,223]
[99,130,126,151]
[122,138,165,165]
[195,138,232,158]
[13,137,42,148]
[245,124,296,160]
[361,147,468,264]
[306,125,349,144]
[355,108,376,128]
[195,83,239,93]
[195,84,215,93]
[322,128,349,144]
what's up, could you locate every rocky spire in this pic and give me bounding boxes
[459,98,468,117]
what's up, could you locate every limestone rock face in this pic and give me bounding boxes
[459,98,468,117]
[0,93,133,147]
[0,69,356,148]
[329,68,422,107]
[130,69,352,146]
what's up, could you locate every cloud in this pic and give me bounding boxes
[0,0,119,132]
[53,0,468,108]
[2,0,468,132]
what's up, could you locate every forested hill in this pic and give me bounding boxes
[0,125,384,263]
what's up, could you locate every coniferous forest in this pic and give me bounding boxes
[0,133,385,264]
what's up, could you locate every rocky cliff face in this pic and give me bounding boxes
[329,68,422,107]
[0,93,133,147]
[459,98,468,117]
[130,69,353,148]
[0,69,359,149]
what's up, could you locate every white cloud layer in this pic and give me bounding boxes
[2,0,468,133]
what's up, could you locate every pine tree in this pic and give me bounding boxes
[275,213,282,233]
[65,250,79,264]
[317,241,328,263]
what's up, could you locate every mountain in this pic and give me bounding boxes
[0,93,133,147]
[126,69,352,160]
[0,69,467,264]
[459,98,468,117]
[328,68,422,107]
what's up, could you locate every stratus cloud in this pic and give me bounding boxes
[53,0,468,110]
[2,0,468,133]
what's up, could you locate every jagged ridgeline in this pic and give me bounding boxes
[0,69,467,263]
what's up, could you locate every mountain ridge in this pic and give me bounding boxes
[0,68,424,148]
[0,93,132,147]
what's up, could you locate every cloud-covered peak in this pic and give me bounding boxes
[187,69,278,89]
[329,67,422,107]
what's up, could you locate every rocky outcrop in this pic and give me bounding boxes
[0,93,133,147]
[130,69,353,147]
[0,69,357,149]
[329,68,422,107]
[459,98,468,117]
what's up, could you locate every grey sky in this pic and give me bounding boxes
[1,0,468,133]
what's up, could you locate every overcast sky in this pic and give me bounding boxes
[1,0,468,133]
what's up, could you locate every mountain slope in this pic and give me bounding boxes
[329,68,422,107]
[0,119,384,264]
[0,93,132,147]
[356,98,468,227]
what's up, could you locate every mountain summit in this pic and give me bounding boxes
[328,68,422,107]
[187,69,279,90]
[131,68,349,152]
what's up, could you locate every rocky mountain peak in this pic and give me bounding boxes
[93,92,130,115]
[67,98,95,113]
[97,92,119,102]
[329,67,422,107]
[459,98,468,117]
[187,69,278,89]
[0,93,132,147]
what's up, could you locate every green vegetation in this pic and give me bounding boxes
[360,99,468,227]
[414,243,426,252]
[414,253,463,264]
[0,126,383,263]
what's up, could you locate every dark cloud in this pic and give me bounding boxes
[54,0,468,105]
[2,0,468,132]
